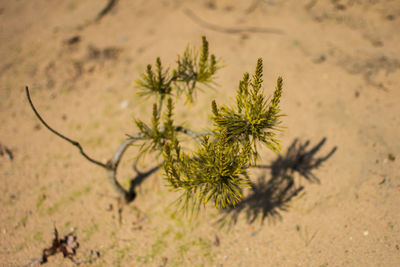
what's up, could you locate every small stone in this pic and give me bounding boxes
[363,231,368,236]
[388,153,395,161]
[120,100,130,109]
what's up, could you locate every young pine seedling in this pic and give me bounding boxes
[26,36,284,216]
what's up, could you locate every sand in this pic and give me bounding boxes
[1,0,399,266]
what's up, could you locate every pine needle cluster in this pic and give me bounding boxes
[174,36,218,101]
[164,131,251,214]
[211,58,284,163]
[133,36,219,159]
[136,57,173,97]
[136,36,219,102]
[134,98,175,158]
[133,37,284,215]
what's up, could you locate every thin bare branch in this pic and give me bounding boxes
[26,86,151,202]
[25,86,108,169]
[108,133,144,168]
[107,169,130,201]
[183,8,284,35]
[96,0,118,22]
[174,126,212,143]
[106,134,144,202]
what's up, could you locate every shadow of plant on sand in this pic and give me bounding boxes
[126,163,162,202]
[218,137,337,226]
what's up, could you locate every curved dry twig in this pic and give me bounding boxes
[108,134,144,168]
[183,8,284,35]
[96,0,118,22]
[26,86,108,169]
[26,86,137,202]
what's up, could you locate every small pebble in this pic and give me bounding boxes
[120,100,130,109]
[363,231,369,236]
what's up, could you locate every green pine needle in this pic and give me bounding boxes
[211,58,284,162]
[133,38,285,216]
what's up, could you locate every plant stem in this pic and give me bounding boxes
[26,86,140,202]
[174,126,212,143]
[25,86,108,169]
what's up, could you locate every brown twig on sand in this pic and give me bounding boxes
[26,87,108,169]
[25,86,134,202]
[74,0,118,30]
[183,8,284,35]
[96,0,118,22]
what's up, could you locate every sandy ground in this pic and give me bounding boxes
[1,0,400,266]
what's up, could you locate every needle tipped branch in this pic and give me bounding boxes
[211,58,284,162]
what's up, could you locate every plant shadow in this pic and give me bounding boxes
[218,137,337,226]
[125,164,161,202]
